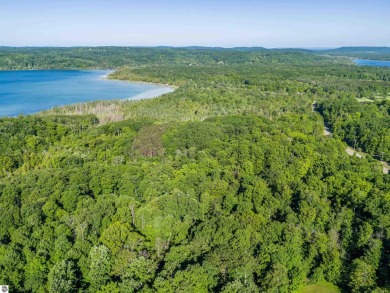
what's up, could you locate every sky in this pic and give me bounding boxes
[0,0,389,48]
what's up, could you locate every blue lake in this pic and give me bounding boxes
[0,70,165,117]
[353,59,390,67]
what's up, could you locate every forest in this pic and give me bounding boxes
[0,47,389,292]
[318,98,390,161]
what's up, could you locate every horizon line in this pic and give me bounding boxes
[0,45,389,50]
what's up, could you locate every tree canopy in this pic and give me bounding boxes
[0,47,389,292]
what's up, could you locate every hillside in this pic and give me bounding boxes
[0,46,345,70]
[0,47,389,292]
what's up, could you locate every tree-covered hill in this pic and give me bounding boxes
[0,47,389,292]
[316,46,390,61]
[0,46,346,70]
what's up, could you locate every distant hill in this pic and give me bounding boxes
[314,46,390,60]
[321,46,390,53]
[0,46,331,70]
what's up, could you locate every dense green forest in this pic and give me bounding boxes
[1,46,388,71]
[0,46,347,70]
[0,47,389,292]
[318,98,390,161]
[0,47,316,69]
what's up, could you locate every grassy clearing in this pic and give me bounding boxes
[357,96,390,103]
[298,282,341,293]
[356,97,374,102]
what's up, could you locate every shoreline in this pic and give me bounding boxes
[0,69,177,117]
[127,86,175,100]
[102,69,177,101]
[101,70,115,79]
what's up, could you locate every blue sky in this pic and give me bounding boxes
[0,0,389,47]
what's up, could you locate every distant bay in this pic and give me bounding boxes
[0,70,173,117]
[353,59,390,67]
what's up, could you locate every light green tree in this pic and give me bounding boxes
[48,260,77,293]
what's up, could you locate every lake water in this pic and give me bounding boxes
[0,70,170,117]
[353,59,390,67]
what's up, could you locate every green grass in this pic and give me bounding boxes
[356,97,374,103]
[357,96,390,103]
[298,282,341,293]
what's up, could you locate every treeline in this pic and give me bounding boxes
[1,46,389,70]
[318,98,390,162]
[0,46,343,70]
